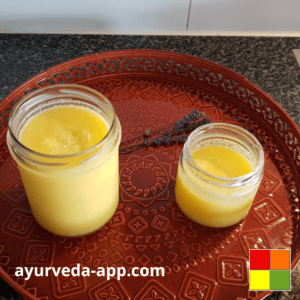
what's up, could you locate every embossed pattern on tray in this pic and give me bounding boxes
[0,50,299,300]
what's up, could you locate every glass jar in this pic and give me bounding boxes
[175,123,264,228]
[7,84,121,236]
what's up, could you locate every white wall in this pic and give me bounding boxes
[0,0,299,35]
[189,0,300,35]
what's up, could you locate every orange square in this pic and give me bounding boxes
[270,250,290,270]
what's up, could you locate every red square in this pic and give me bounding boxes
[250,249,270,270]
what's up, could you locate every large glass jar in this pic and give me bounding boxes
[7,84,121,236]
[175,123,264,228]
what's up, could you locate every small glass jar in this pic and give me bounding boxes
[7,84,121,236]
[175,123,264,228]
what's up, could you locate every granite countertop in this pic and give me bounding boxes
[0,34,299,300]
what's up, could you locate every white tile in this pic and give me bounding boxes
[0,0,190,34]
[293,50,300,68]
[188,0,300,34]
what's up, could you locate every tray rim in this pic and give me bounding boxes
[1,49,300,181]
[0,49,300,300]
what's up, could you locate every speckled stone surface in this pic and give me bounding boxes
[0,34,299,300]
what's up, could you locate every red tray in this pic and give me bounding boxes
[0,50,299,300]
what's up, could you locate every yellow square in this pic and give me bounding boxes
[250,270,270,290]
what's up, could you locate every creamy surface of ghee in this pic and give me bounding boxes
[20,106,108,155]
[19,105,119,236]
[175,145,255,227]
[192,146,252,177]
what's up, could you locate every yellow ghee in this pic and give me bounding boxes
[191,146,252,178]
[18,105,119,236]
[175,145,257,228]
[21,105,108,155]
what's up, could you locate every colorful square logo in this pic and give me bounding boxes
[249,249,291,291]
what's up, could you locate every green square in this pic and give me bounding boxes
[270,270,290,290]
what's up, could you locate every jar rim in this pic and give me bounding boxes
[184,122,264,187]
[8,84,117,159]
